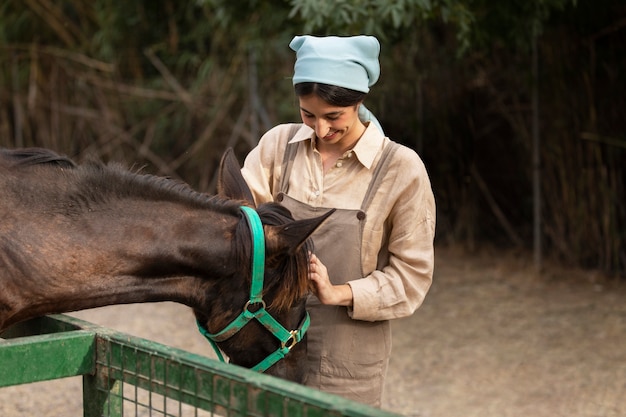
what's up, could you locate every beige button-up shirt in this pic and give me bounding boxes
[242,122,435,321]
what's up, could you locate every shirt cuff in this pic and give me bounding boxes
[346,279,379,321]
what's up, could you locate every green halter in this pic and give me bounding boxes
[197,205,310,373]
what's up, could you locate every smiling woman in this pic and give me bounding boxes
[240,35,436,407]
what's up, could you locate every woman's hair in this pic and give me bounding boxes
[294,82,366,107]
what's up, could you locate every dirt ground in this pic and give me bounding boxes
[1,246,625,416]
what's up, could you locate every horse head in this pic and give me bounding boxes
[194,148,332,383]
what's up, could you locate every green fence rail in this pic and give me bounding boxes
[1,315,402,417]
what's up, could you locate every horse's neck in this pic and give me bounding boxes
[0,201,239,330]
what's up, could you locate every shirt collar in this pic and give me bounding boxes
[288,122,385,169]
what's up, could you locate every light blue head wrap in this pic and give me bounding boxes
[289,35,384,134]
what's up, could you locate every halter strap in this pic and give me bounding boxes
[197,205,310,373]
[241,206,265,304]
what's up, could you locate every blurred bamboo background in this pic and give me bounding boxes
[1,0,624,275]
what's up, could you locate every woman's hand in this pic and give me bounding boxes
[308,253,353,306]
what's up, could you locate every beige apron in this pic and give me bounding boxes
[277,140,399,407]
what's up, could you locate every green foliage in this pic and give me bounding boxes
[287,0,576,53]
[288,0,474,51]
[466,0,577,51]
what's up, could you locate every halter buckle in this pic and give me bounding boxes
[281,330,299,351]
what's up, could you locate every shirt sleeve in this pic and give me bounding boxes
[347,148,436,321]
[241,125,290,205]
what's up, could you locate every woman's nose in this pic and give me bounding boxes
[315,119,329,137]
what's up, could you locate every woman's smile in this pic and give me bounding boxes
[322,130,339,140]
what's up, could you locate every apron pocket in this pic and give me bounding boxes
[318,319,391,379]
[318,355,387,406]
[320,354,385,379]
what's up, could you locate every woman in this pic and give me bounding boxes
[241,35,435,407]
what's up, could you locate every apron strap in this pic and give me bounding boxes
[279,124,302,194]
[360,141,401,212]
[359,141,401,272]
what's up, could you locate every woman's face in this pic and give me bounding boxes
[298,94,365,151]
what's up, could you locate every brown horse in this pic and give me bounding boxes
[0,147,332,383]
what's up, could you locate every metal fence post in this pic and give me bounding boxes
[83,373,123,417]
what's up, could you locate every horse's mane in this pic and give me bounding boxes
[1,147,239,214]
[253,203,312,312]
[81,160,233,210]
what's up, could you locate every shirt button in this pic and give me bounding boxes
[336,162,343,168]
[313,190,320,196]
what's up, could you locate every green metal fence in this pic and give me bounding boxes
[0,315,401,417]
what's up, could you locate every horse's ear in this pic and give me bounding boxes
[217,148,255,205]
[266,209,335,255]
